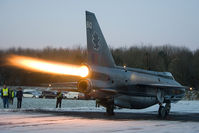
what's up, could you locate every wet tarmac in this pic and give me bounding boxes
[0,99,199,133]
[2,108,199,122]
[0,110,199,133]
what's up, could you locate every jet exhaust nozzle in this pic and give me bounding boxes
[77,79,91,93]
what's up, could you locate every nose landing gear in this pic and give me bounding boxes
[158,102,171,119]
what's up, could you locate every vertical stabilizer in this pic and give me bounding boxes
[86,11,115,67]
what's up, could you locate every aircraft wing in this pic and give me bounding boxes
[41,82,77,87]
[50,88,79,92]
[40,82,79,92]
[136,83,193,90]
[99,88,118,95]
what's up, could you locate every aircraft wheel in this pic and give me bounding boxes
[106,105,114,116]
[158,106,163,116]
[158,106,167,119]
[165,103,171,114]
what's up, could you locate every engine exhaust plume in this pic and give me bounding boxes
[6,55,89,78]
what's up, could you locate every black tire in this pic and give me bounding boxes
[158,106,163,116]
[106,105,114,116]
[165,103,171,114]
[159,106,168,119]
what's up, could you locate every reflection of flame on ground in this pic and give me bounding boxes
[6,55,89,77]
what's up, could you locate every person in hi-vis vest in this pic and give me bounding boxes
[9,89,15,105]
[56,90,63,108]
[1,84,9,108]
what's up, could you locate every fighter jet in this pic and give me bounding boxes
[76,11,189,118]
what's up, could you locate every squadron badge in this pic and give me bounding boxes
[92,32,100,51]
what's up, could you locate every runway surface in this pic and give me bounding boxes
[0,99,199,133]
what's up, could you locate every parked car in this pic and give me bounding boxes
[32,91,43,98]
[42,91,56,99]
[64,92,79,99]
[23,91,34,98]
[78,93,86,100]
[23,89,42,98]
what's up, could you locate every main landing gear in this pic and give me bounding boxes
[106,104,114,116]
[96,98,115,116]
[105,98,115,116]
[158,102,171,118]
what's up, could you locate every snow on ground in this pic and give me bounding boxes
[0,99,199,133]
[0,98,198,113]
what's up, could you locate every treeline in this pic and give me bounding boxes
[0,45,199,91]
[112,45,199,89]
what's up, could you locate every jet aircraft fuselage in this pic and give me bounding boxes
[79,65,185,109]
[77,11,187,117]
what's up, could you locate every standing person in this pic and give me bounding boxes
[16,87,23,108]
[56,90,63,108]
[96,99,100,108]
[9,89,15,105]
[1,84,9,108]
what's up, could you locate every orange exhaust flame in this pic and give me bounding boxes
[6,55,89,78]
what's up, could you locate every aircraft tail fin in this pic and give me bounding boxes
[86,11,115,67]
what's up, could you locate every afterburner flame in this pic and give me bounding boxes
[6,55,89,77]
